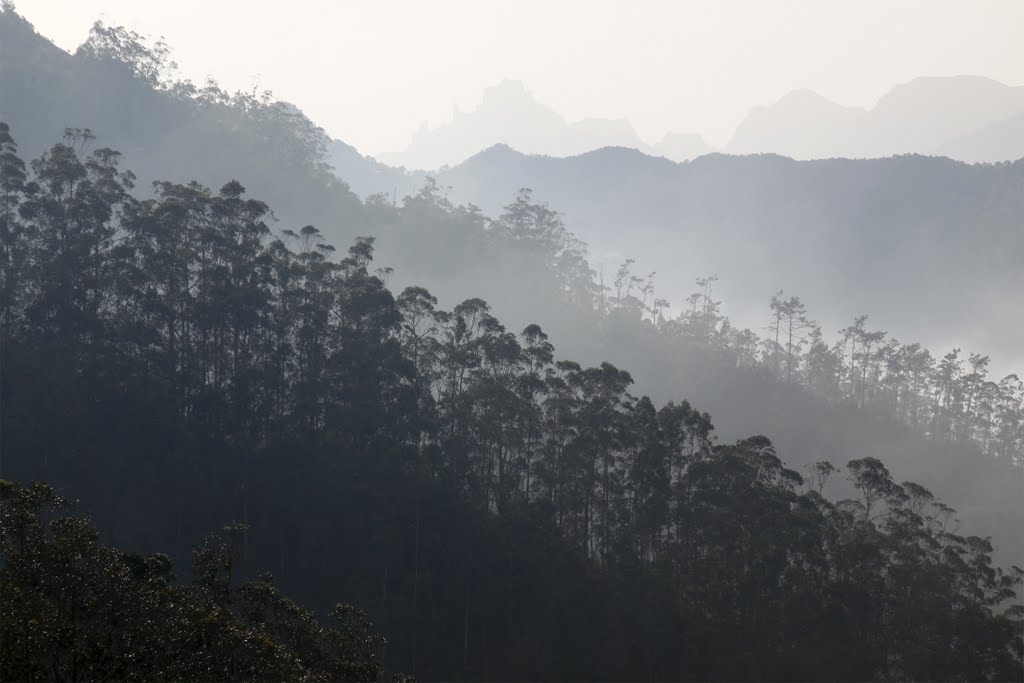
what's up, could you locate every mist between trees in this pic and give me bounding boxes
[1,9,1023,681]
[1,121,1022,681]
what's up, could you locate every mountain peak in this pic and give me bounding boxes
[774,88,843,108]
[875,74,1023,111]
[483,78,530,97]
[476,79,544,112]
[727,75,1024,160]
[652,132,712,162]
[383,79,649,170]
[474,142,521,158]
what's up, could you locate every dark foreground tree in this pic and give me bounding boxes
[0,479,406,682]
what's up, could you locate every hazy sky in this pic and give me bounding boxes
[14,0,1024,156]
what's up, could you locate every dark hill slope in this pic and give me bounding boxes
[0,10,367,228]
[439,146,1024,377]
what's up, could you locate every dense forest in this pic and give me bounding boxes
[1,118,1022,680]
[1,6,1023,682]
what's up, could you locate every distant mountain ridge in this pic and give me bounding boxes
[935,111,1024,163]
[370,75,1024,170]
[370,79,712,170]
[3,7,1021,378]
[432,144,1024,379]
[727,75,1024,160]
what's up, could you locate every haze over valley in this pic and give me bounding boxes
[1,3,1022,681]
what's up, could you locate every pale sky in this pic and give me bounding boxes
[12,0,1024,156]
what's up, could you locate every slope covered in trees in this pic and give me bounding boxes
[437,145,1024,380]
[0,9,366,226]
[1,121,1022,681]
[2,8,1023,680]
[0,6,1020,556]
[0,481,394,682]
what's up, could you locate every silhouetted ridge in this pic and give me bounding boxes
[1,10,1022,681]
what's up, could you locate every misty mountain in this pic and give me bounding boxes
[727,75,1024,161]
[936,111,1024,163]
[326,137,425,200]
[435,144,1024,377]
[5,8,1021,400]
[725,89,868,158]
[3,2,1021,537]
[3,10,1023,679]
[652,131,714,162]
[0,10,365,225]
[357,75,1024,170]
[376,79,711,169]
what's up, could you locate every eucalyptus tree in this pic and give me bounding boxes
[767,292,809,383]
[0,122,27,477]
[0,122,26,325]
[18,130,134,356]
[623,396,670,567]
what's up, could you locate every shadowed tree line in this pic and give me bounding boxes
[1,122,1022,681]
[0,481,396,682]
[598,267,1024,464]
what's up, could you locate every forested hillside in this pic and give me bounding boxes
[437,145,1024,379]
[0,10,367,223]
[1,7,1023,681]
[1,120,1022,681]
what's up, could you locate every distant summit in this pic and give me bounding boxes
[376,75,1024,169]
[377,79,709,170]
[726,76,1024,161]
[726,89,867,158]
[935,112,1024,163]
[652,132,714,162]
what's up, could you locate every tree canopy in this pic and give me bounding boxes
[0,122,1021,681]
